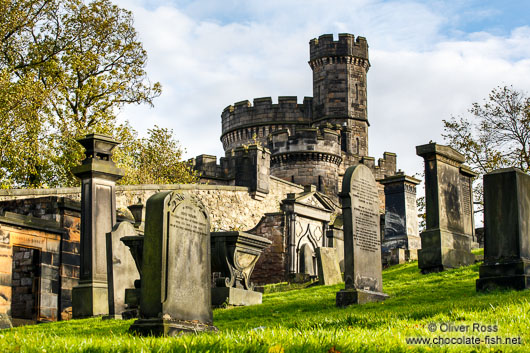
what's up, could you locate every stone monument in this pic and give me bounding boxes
[380,173,421,265]
[72,134,123,318]
[316,247,342,286]
[129,191,217,335]
[416,143,476,273]
[105,221,139,319]
[477,168,530,291]
[211,231,271,306]
[336,165,388,306]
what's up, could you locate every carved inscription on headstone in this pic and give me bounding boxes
[163,200,210,321]
[343,165,383,292]
[337,164,387,306]
[130,191,216,335]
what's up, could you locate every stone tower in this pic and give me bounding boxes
[309,33,370,158]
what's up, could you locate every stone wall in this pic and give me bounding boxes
[0,177,304,233]
[249,213,287,284]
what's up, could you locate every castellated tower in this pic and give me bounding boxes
[195,33,397,199]
[309,33,370,158]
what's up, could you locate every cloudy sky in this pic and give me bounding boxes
[114,0,530,180]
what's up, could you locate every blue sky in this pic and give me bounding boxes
[114,0,530,185]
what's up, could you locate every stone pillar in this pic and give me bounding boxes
[380,174,421,265]
[416,143,475,273]
[72,134,123,318]
[477,168,530,291]
[232,145,270,200]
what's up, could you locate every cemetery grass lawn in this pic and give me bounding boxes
[1,261,529,352]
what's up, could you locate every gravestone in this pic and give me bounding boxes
[72,134,123,318]
[316,247,342,285]
[300,243,315,276]
[477,168,530,291]
[129,191,217,336]
[105,221,139,319]
[380,174,421,265]
[0,314,12,330]
[336,165,388,306]
[416,143,476,273]
[210,231,271,306]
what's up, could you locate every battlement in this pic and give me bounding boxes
[269,126,342,165]
[221,96,313,134]
[309,33,369,63]
[221,96,314,152]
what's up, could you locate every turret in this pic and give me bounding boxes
[309,33,370,157]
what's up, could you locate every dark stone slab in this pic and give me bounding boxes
[416,143,476,273]
[211,287,262,306]
[130,192,217,336]
[336,288,388,306]
[336,165,387,306]
[477,168,530,291]
[105,221,139,319]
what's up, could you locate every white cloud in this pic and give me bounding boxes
[114,0,530,186]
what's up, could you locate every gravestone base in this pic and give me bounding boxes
[0,314,12,329]
[211,287,262,306]
[382,248,419,266]
[129,318,218,336]
[102,314,122,320]
[72,281,109,318]
[476,259,530,291]
[336,288,388,307]
[418,229,474,273]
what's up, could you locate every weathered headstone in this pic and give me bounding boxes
[336,165,388,306]
[210,231,271,306]
[316,247,342,285]
[300,243,315,276]
[105,221,139,319]
[0,313,12,330]
[129,191,217,335]
[72,134,123,318]
[416,143,476,273]
[477,168,530,291]
[380,174,421,265]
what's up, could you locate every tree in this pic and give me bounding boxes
[0,0,161,187]
[442,85,530,207]
[115,126,199,185]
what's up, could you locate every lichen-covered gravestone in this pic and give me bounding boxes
[336,165,388,306]
[129,191,217,335]
[316,247,342,285]
[477,168,530,291]
[105,221,139,319]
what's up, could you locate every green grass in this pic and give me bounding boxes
[1,261,529,352]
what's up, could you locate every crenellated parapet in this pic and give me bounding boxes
[309,33,369,69]
[268,126,342,166]
[221,96,313,152]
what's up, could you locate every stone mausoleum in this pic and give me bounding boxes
[0,34,420,325]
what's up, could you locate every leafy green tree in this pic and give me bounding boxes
[443,85,530,207]
[115,126,199,185]
[0,0,161,187]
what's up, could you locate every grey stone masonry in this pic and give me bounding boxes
[130,191,217,336]
[416,143,476,273]
[477,168,530,291]
[72,134,124,318]
[336,165,388,306]
[380,173,421,265]
[105,221,139,319]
